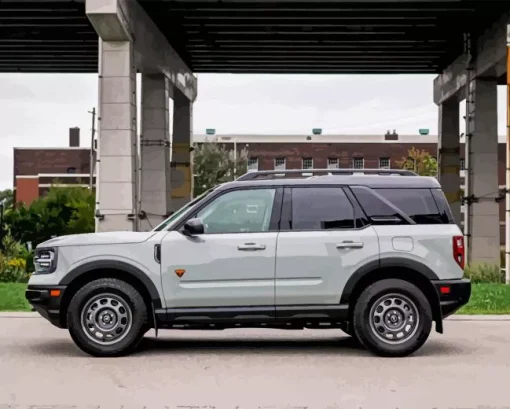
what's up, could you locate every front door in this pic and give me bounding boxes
[160,187,281,310]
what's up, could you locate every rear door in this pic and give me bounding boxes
[274,186,380,311]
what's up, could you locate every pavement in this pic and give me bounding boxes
[1,314,510,409]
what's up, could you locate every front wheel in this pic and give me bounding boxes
[67,278,148,357]
[352,279,432,357]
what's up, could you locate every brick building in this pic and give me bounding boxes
[13,129,508,244]
[13,127,96,205]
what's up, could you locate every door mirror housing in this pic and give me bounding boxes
[182,218,205,236]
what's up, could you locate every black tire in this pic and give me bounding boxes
[67,278,148,357]
[339,322,362,344]
[352,279,432,357]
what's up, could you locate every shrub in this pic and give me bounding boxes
[464,264,504,284]
[0,256,30,283]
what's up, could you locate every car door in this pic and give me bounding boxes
[160,187,282,313]
[275,186,380,313]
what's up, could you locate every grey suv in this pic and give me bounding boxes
[25,169,471,357]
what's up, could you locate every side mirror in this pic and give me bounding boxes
[182,218,205,236]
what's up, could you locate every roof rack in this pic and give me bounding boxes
[236,168,417,181]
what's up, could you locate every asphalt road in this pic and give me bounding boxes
[1,314,510,409]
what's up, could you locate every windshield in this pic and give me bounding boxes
[152,187,216,231]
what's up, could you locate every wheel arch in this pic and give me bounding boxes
[340,258,443,333]
[58,260,162,328]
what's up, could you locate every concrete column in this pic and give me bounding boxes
[437,100,461,225]
[171,88,193,211]
[139,74,172,231]
[96,40,137,232]
[465,78,500,265]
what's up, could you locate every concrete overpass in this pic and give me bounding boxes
[0,0,509,268]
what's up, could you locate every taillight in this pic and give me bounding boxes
[453,235,465,269]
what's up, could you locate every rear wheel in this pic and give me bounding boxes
[352,279,432,357]
[67,278,148,357]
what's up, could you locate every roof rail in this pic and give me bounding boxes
[236,168,417,181]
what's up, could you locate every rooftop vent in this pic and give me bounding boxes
[384,129,398,141]
[419,128,430,135]
[206,128,216,135]
[312,128,322,135]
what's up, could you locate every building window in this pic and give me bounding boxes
[302,157,313,169]
[327,158,339,169]
[275,157,286,170]
[460,158,465,171]
[67,167,76,174]
[248,157,259,172]
[379,157,390,169]
[352,157,364,169]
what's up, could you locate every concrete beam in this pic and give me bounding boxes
[434,11,509,105]
[86,0,197,102]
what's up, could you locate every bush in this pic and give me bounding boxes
[0,235,32,283]
[464,264,504,284]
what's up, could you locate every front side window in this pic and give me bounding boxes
[291,187,355,230]
[196,188,276,234]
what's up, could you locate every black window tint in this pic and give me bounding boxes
[351,186,403,224]
[375,188,444,224]
[430,189,455,224]
[291,187,354,230]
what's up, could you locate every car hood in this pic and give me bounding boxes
[37,231,158,248]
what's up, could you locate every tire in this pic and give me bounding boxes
[352,279,432,357]
[339,322,362,344]
[67,278,148,357]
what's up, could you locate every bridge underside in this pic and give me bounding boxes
[0,0,508,74]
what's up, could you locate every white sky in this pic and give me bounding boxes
[0,73,507,189]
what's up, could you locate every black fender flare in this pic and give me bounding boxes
[340,257,440,309]
[60,260,162,309]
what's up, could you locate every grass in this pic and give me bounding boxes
[0,283,509,314]
[0,283,31,312]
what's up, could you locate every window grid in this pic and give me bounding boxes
[248,157,259,171]
[353,157,364,169]
[302,157,313,169]
[379,157,390,169]
[327,158,339,169]
[275,157,286,170]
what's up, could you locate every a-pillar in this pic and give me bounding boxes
[139,74,172,231]
[465,78,500,265]
[171,88,193,211]
[437,100,461,225]
[96,40,137,232]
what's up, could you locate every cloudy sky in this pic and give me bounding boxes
[0,73,507,189]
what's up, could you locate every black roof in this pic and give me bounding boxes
[1,0,508,75]
[219,175,441,190]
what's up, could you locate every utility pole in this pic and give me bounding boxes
[505,24,510,284]
[88,108,96,191]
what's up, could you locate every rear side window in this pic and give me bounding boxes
[291,187,355,230]
[351,187,452,225]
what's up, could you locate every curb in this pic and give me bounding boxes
[1,312,510,321]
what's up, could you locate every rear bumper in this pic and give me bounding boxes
[25,285,67,328]
[432,278,471,319]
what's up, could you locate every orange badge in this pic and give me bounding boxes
[175,269,186,277]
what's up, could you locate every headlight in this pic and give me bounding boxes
[34,247,58,274]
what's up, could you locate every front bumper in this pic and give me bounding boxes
[25,285,67,328]
[432,278,471,319]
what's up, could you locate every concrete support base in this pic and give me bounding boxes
[96,40,137,232]
[171,88,193,212]
[437,100,461,225]
[465,79,500,265]
[139,74,172,231]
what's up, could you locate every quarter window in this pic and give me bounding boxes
[291,187,355,230]
[196,189,276,234]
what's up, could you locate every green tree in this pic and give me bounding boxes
[5,185,95,247]
[193,142,249,196]
[0,189,13,208]
[396,147,438,176]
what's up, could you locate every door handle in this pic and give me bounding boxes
[238,243,266,251]
[336,241,364,249]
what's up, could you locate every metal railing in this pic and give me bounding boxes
[236,168,418,181]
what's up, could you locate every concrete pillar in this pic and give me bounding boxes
[96,40,137,232]
[171,88,193,211]
[139,74,172,231]
[465,78,500,265]
[437,100,461,225]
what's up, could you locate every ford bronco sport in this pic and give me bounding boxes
[26,169,471,357]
